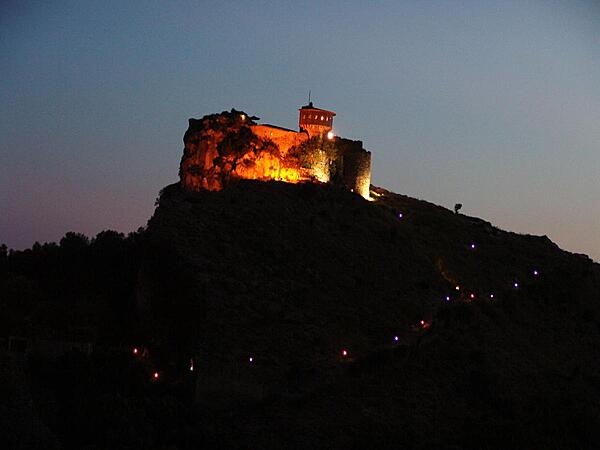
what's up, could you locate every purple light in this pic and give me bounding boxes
[398,213,403,219]
[470,243,476,250]
[445,296,451,302]
[394,336,399,342]
[249,356,253,363]
[533,269,539,276]
[513,282,519,288]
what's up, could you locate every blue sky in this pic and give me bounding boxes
[1,0,599,260]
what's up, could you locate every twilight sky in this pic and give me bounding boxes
[1,0,599,260]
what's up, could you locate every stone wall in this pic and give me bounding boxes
[334,138,372,199]
[250,124,308,156]
[342,150,372,199]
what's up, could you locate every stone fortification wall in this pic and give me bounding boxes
[342,150,372,199]
[335,138,372,199]
[250,125,308,156]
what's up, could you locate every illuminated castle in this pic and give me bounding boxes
[179,103,372,199]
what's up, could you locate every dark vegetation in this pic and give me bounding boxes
[3,181,600,449]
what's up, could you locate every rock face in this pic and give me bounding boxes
[179,109,372,198]
[179,109,294,191]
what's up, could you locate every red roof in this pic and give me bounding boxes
[299,102,336,116]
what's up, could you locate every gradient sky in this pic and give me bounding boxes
[2,0,599,260]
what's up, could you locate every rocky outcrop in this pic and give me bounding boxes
[179,109,303,192]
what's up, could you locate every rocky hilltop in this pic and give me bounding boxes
[179,110,287,191]
[139,180,600,448]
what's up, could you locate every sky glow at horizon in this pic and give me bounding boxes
[1,1,599,261]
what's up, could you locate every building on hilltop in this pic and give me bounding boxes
[298,102,336,138]
[179,103,372,199]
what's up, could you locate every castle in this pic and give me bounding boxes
[179,103,372,199]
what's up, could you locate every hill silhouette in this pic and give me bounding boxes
[3,180,600,449]
[138,180,600,449]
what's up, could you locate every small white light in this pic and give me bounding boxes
[327,130,334,140]
[455,285,460,291]
[249,356,253,363]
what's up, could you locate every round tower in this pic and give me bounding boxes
[298,102,336,138]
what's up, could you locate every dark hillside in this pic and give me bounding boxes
[139,181,600,448]
[3,181,599,449]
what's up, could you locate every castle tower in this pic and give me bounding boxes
[298,102,336,138]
